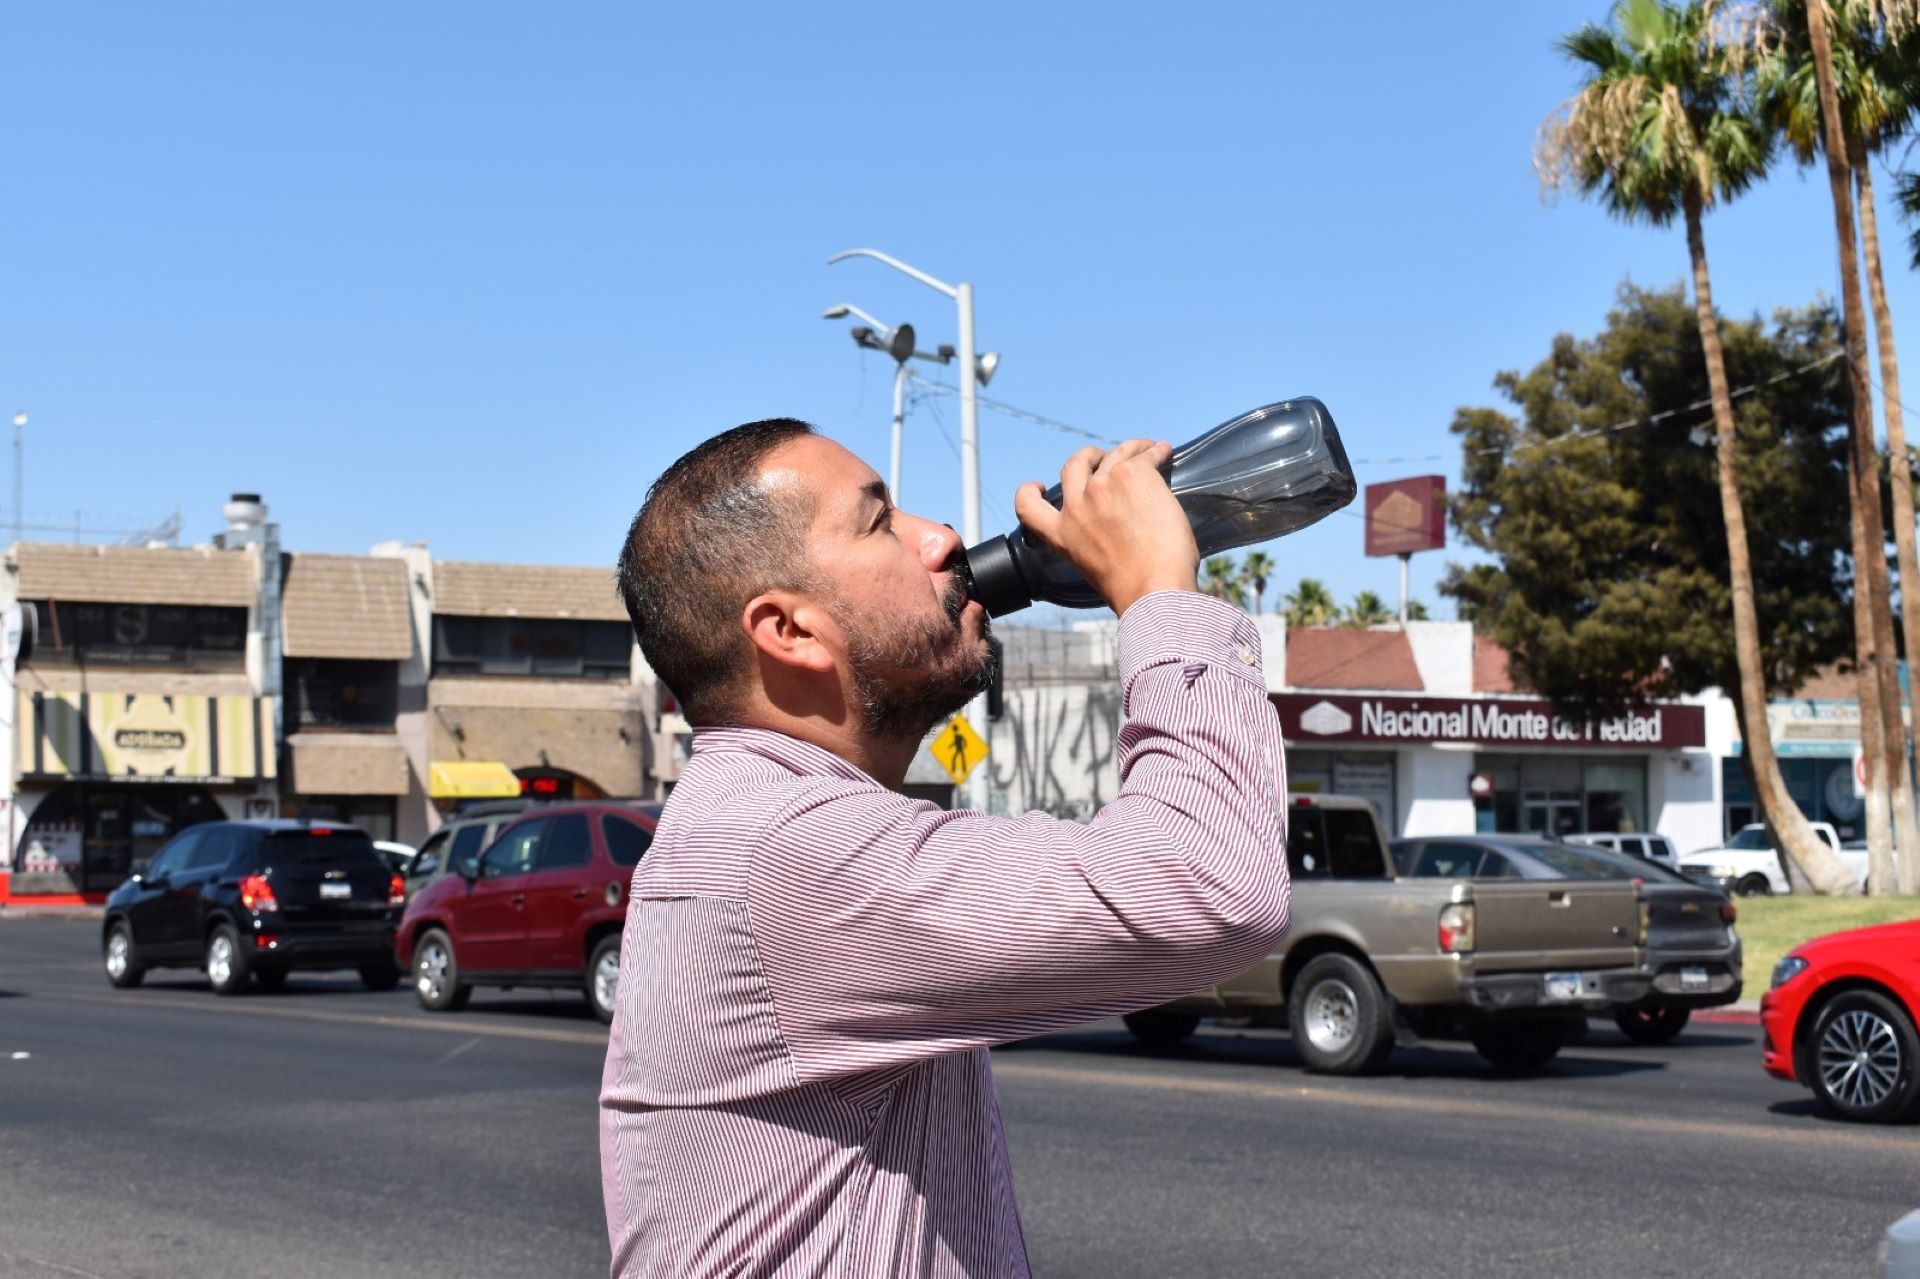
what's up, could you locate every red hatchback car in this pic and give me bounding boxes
[396,802,659,1023]
[1760,919,1920,1123]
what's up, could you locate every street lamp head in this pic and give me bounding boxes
[936,345,956,363]
[976,352,1000,387]
[10,412,24,428]
[821,305,852,320]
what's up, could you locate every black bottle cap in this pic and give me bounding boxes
[964,534,1032,618]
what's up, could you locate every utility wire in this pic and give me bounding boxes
[908,346,1850,469]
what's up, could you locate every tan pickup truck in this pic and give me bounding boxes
[1128,793,1651,1073]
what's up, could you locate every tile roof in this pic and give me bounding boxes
[432,560,627,621]
[281,554,414,660]
[1473,633,1521,694]
[15,543,254,608]
[1286,628,1424,691]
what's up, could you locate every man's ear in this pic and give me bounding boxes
[742,591,837,675]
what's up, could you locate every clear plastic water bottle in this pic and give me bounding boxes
[964,397,1357,616]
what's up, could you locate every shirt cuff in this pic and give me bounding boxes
[1114,590,1266,693]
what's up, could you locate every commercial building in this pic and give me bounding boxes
[0,497,662,905]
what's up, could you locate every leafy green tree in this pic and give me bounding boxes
[1538,0,1857,893]
[1406,600,1431,622]
[1442,284,1855,813]
[1200,556,1246,608]
[1283,578,1340,628]
[1344,591,1394,629]
[1242,551,1276,615]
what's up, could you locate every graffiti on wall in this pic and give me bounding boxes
[988,682,1122,821]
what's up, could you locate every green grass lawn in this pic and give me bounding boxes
[1734,895,1920,1000]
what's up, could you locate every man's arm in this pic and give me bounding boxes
[748,589,1289,1082]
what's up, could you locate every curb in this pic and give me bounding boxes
[1693,1007,1761,1025]
[0,905,106,921]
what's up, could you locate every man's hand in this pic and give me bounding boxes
[1014,439,1200,616]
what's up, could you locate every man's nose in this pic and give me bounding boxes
[903,513,964,572]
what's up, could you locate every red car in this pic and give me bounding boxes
[1760,919,1920,1123]
[396,802,659,1023]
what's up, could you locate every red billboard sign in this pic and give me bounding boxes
[1364,476,1446,557]
[1271,693,1706,751]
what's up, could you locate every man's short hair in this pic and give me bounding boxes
[616,419,819,724]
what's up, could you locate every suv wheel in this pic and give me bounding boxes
[587,934,621,1025]
[1807,990,1920,1123]
[1287,953,1395,1075]
[1470,1018,1567,1072]
[413,929,471,1012]
[104,923,144,989]
[1735,874,1773,897]
[1123,1011,1200,1048]
[1614,1006,1690,1045]
[206,924,251,996]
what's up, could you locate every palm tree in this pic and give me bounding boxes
[1540,0,1856,892]
[1200,556,1247,609]
[1242,551,1276,615]
[1344,591,1394,629]
[1756,0,1919,894]
[1283,578,1340,628]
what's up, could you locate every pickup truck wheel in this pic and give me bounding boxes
[1470,1019,1567,1072]
[1614,1006,1690,1045]
[1735,874,1773,897]
[1287,954,1395,1075]
[1123,1011,1200,1048]
[1806,990,1920,1123]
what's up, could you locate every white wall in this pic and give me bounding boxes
[1404,621,1474,695]
[1399,743,1479,837]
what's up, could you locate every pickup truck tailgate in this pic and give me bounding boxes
[1469,880,1640,972]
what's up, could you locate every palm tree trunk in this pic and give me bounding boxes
[1809,0,1898,896]
[1684,190,1859,894]
[1853,146,1920,895]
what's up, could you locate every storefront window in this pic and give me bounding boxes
[29,600,247,669]
[288,796,397,842]
[1722,756,1863,840]
[13,783,224,894]
[1473,754,1648,837]
[1288,750,1397,834]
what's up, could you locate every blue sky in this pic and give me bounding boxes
[2,2,1909,619]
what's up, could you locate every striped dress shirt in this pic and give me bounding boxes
[600,591,1290,1278]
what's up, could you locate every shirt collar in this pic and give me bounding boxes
[688,725,879,788]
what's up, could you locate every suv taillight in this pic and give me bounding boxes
[388,874,405,908]
[1719,901,1737,926]
[1438,902,1475,953]
[239,874,279,913]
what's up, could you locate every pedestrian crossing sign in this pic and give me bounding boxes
[930,714,988,786]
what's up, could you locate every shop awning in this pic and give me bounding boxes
[428,759,521,799]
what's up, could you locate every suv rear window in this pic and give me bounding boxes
[261,831,386,870]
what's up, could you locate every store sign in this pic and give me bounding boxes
[17,689,276,783]
[1272,693,1705,751]
[1364,476,1446,557]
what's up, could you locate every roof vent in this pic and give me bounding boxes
[223,493,266,532]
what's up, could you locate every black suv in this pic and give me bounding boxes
[102,821,404,995]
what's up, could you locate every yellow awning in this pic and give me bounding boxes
[428,760,522,799]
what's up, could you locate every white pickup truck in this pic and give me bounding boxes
[1677,822,1868,896]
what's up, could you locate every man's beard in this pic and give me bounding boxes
[837,566,998,742]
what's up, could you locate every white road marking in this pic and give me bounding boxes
[10,1051,28,1060]
[434,1036,483,1066]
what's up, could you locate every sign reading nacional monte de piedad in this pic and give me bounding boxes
[1271,693,1706,751]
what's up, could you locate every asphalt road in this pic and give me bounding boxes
[1,915,1914,1279]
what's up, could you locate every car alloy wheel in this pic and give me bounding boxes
[106,931,131,980]
[207,934,235,987]
[594,951,618,1013]
[1302,978,1359,1054]
[1818,1008,1903,1112]
[417,939,453,1003]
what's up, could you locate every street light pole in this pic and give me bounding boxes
[890,361,908,506]
[827,249,980,547]
[827,249,993,812]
